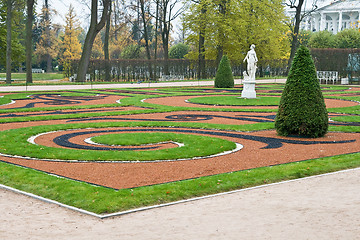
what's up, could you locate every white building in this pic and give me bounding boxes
[289,0,360,34]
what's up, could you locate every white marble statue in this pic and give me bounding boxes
[241,44,257,99]
[243,44,258,81]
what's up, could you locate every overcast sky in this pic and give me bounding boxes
[36,0,90,27]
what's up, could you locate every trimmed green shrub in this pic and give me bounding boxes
[309,30,336,48]
[275,46,328,138]
[169,43,190,59]
[335,28,360,48]
[214,55,234,88]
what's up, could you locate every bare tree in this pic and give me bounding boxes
[104,2,112,82]
[192,0,207,80]
[216,0,228,65]
[44,0,52,72]
[187,0,207,79]
[26,0,35,84]
[139,0,154,80]
[77,0,111,82]
[286,0,318,68]
[153,0,184,75]
[154,0,159,59]
[6,0,13,84]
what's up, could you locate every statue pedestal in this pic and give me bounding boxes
[241,80,256,99]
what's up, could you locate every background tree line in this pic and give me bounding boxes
[297,28,360,49]
[1,0,360,83]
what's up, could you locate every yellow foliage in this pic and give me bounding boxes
[184,0,290,61]
[91,34,104,59]
[60,5,83,77]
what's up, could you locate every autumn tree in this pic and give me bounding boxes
[0,0,25,83]
[91,34,104,59]
[26,0,35,83]
[184,0,288,63]
[139,0,154,80]
[60,4,82,78]
[104,1,112,81]
[108,1,136,59]
[6,0,12,83]
[184,0,209,79]
[34,3,59,72]
[109,25,135,59]
[154,0,184,75]
[76,0,111,82]
[285,0,318,69]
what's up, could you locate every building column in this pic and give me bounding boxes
[314,14,319,31]
[320,12,325,31]
[305,16,309,30]
[338,11,343,32]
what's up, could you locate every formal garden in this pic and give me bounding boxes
[0,74,359,216]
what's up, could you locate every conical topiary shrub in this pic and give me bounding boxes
[275,46,328,138]
[214,55,234,88]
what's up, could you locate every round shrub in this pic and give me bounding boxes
[214,55,234,88]
[275,45,328,138]
[335,28,360,48]
[309,30,336,48]
[169,43,190,59]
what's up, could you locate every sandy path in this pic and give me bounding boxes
[0,79,287,92]
[1,168,360,240]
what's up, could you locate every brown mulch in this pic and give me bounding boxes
[0,94,125,109]
[1,129,358,189]
[144,95,358,109]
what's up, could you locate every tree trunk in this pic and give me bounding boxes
[162,6,170,76]
[113,0,118,40]
[139,0,153,80]
[154,0,159,60]
[162,24,170,75]
[44,0,52,72]
[198,2,207,80]
[26,0,34,84]
[288,0,305,71]
[216,0,227,65]
[77,0,111,82]
[6,0,12,84]
[104,3,112,82]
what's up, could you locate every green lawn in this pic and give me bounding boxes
[0,73,64,81]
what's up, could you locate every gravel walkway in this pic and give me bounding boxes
[1,168,359,239]
[0,79,286,92]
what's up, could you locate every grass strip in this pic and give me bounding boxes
[330,115,360,123]
[0,129,236,161]
[188,96,280,106]
[0,121,273,161]
[0,73,64,81]
[0,152,359,214]
[0,91,102,109]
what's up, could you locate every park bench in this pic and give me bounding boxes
[159,75,184,81]
[317,71,338,84]
[32,68,44,73]
[69,74,90,82]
